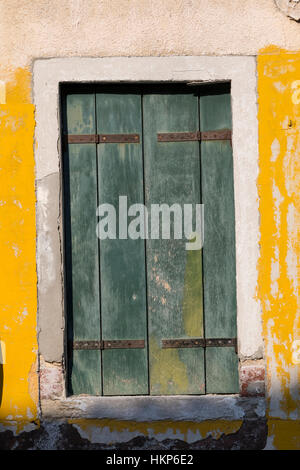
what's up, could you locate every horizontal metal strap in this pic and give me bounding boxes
[201,130,232,141]
[66,134,140,144]
[66,131,231,144]
[103,340,145,349]
[162,337,237,352]
[72,338,237,352]
[157,130,231,142]
[157,131,200,142]
[72,339,145,350]
[205,338,237,348]
[99,134,140,143]
[162,338,205,348]
[67,134,99,144]
[72,340,102,350]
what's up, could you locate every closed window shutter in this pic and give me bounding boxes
[63,85,238,396]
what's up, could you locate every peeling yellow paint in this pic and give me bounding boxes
[28,359,38,407]
[268,419,300,450]
[68,418,243,443]
[5,68,32,104]
[0,82,6,105]
[0,341,6,364]
[258,48,300,423]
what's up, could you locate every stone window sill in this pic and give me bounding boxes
[40,395,266,422]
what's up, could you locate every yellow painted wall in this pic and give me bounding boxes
[0,68,38,431]
[0,49,299,448]
[258,47,300,449]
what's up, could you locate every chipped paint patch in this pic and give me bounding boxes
[0,81,6,105]
[69,418,243,445]
[5,68,31,104]
[0,420,39,437]
[0,341,6,364]
[266,419,300,450]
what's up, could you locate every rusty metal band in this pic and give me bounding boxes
[157,131,200,142]
[66,134,140,144]
[72,338,236,351]
[67,134,99,144]
[205,338,237,349]
[72,340,145,350]
[157,130,231,142]
[201,130,232,141]
[99,134,140,143]
[103,340,145,349]
[162,338,205,348]
[72,340,102,350]
[162,338,237,351]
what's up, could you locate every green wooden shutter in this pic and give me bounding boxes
[63,85,238,397]
[143,91,205,395]
[96,91,148,395]
[64,93,102,395]
[200,92,239,393]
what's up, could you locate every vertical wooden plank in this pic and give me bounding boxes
[144,91,205,395]
[63,92,101,395]
[200,91,239,393]
[205,348,239,394]
[71,350,101,396]
[96,90,148,395]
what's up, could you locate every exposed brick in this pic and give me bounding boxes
[39,362,64,400]
[240,362,265,397]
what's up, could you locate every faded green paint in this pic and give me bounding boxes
[71,350,102,396]
[102,349,148,396]
[63,86,238,396]
[200,92,239,393]
[143,91,205,395]
[206,347,239,394]
[64,93,101,395]
[96,91,148,395]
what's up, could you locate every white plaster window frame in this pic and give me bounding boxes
[33,56,265,420]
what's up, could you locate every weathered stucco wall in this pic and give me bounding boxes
[0,0,299,449]
[1,0,300,73]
